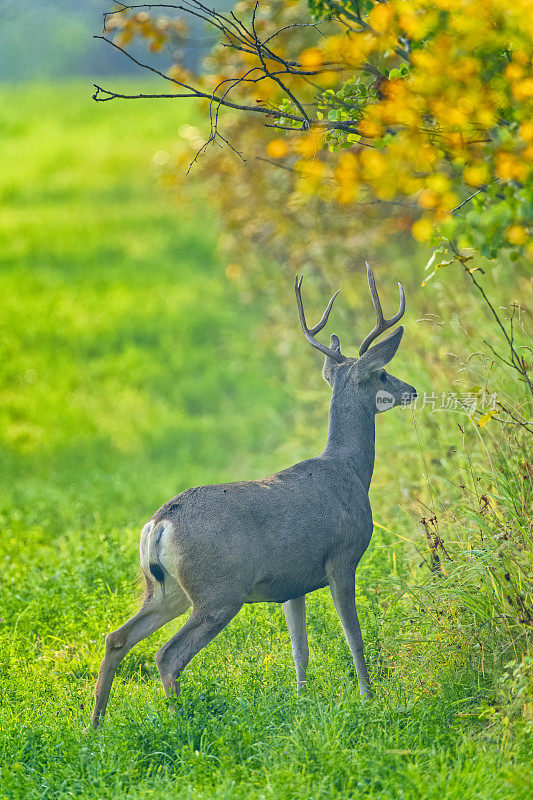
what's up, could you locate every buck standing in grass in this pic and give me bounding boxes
[90,264,416,728]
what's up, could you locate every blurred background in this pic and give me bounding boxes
[0,3,531,798]
[0,0,218,79]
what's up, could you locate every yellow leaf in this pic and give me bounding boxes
[418,189,438,209]
[505,62,524,82]
[358,118,384,139]
[478,410,497,428]
[505,225,529,246]
[369,2,395,34]
[513,78,533,101]
[294,130,323,158]
[412,218,433,242]
[496,151,529,182]
[225,263,242,281]
[266,139,288,159]
[299,47,323,70]
[463,163,489,188]
[520,121,533,143]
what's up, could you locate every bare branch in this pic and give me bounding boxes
[94,2,365,162]
[93,36,308,124]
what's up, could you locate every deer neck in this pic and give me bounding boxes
[322,379,376,491]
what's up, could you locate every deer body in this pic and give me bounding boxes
[90,266,416,729]
[146,456,372,608]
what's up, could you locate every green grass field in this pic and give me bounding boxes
[0,83,531,799]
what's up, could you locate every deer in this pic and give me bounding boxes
[90,264,416,729]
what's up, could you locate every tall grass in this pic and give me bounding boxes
[358,268,532,728]
[209,199,533,730]
[0,83,531,799]
[378,436,532,705]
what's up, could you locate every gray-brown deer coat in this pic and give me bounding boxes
[90,264,416,728]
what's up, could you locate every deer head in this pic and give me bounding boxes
[295,264,417,413]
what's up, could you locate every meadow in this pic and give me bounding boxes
[0,83,531,799]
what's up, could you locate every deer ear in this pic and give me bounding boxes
[323,334,342,386]
[356,326,404,376]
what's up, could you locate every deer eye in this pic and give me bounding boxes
[379,372,387,383]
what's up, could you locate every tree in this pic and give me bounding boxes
[94,0,532,264]
[94,0,532,400]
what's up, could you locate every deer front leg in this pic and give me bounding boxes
[283,595,309,691]
[329,573,372,698]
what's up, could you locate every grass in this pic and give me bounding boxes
[0,82,531,799]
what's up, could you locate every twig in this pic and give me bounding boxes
[451,179,501,215]
[447,241,533,398]
[256,156,298,173]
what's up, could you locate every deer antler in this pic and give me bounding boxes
[358,263,405,356]
[295,275,345,363]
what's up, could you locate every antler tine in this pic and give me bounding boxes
[295,275,345,363]
[358,263,405,356]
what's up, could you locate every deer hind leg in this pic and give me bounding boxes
[283,595,309,691]
[155,602,242,699]
[329,572,372,698]
[90,579,191,729]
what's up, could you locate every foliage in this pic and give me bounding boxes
[307,0,533,259]
[97,0,533,261]
[1,82,532,799]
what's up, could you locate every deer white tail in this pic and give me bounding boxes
[140,520,168,587]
